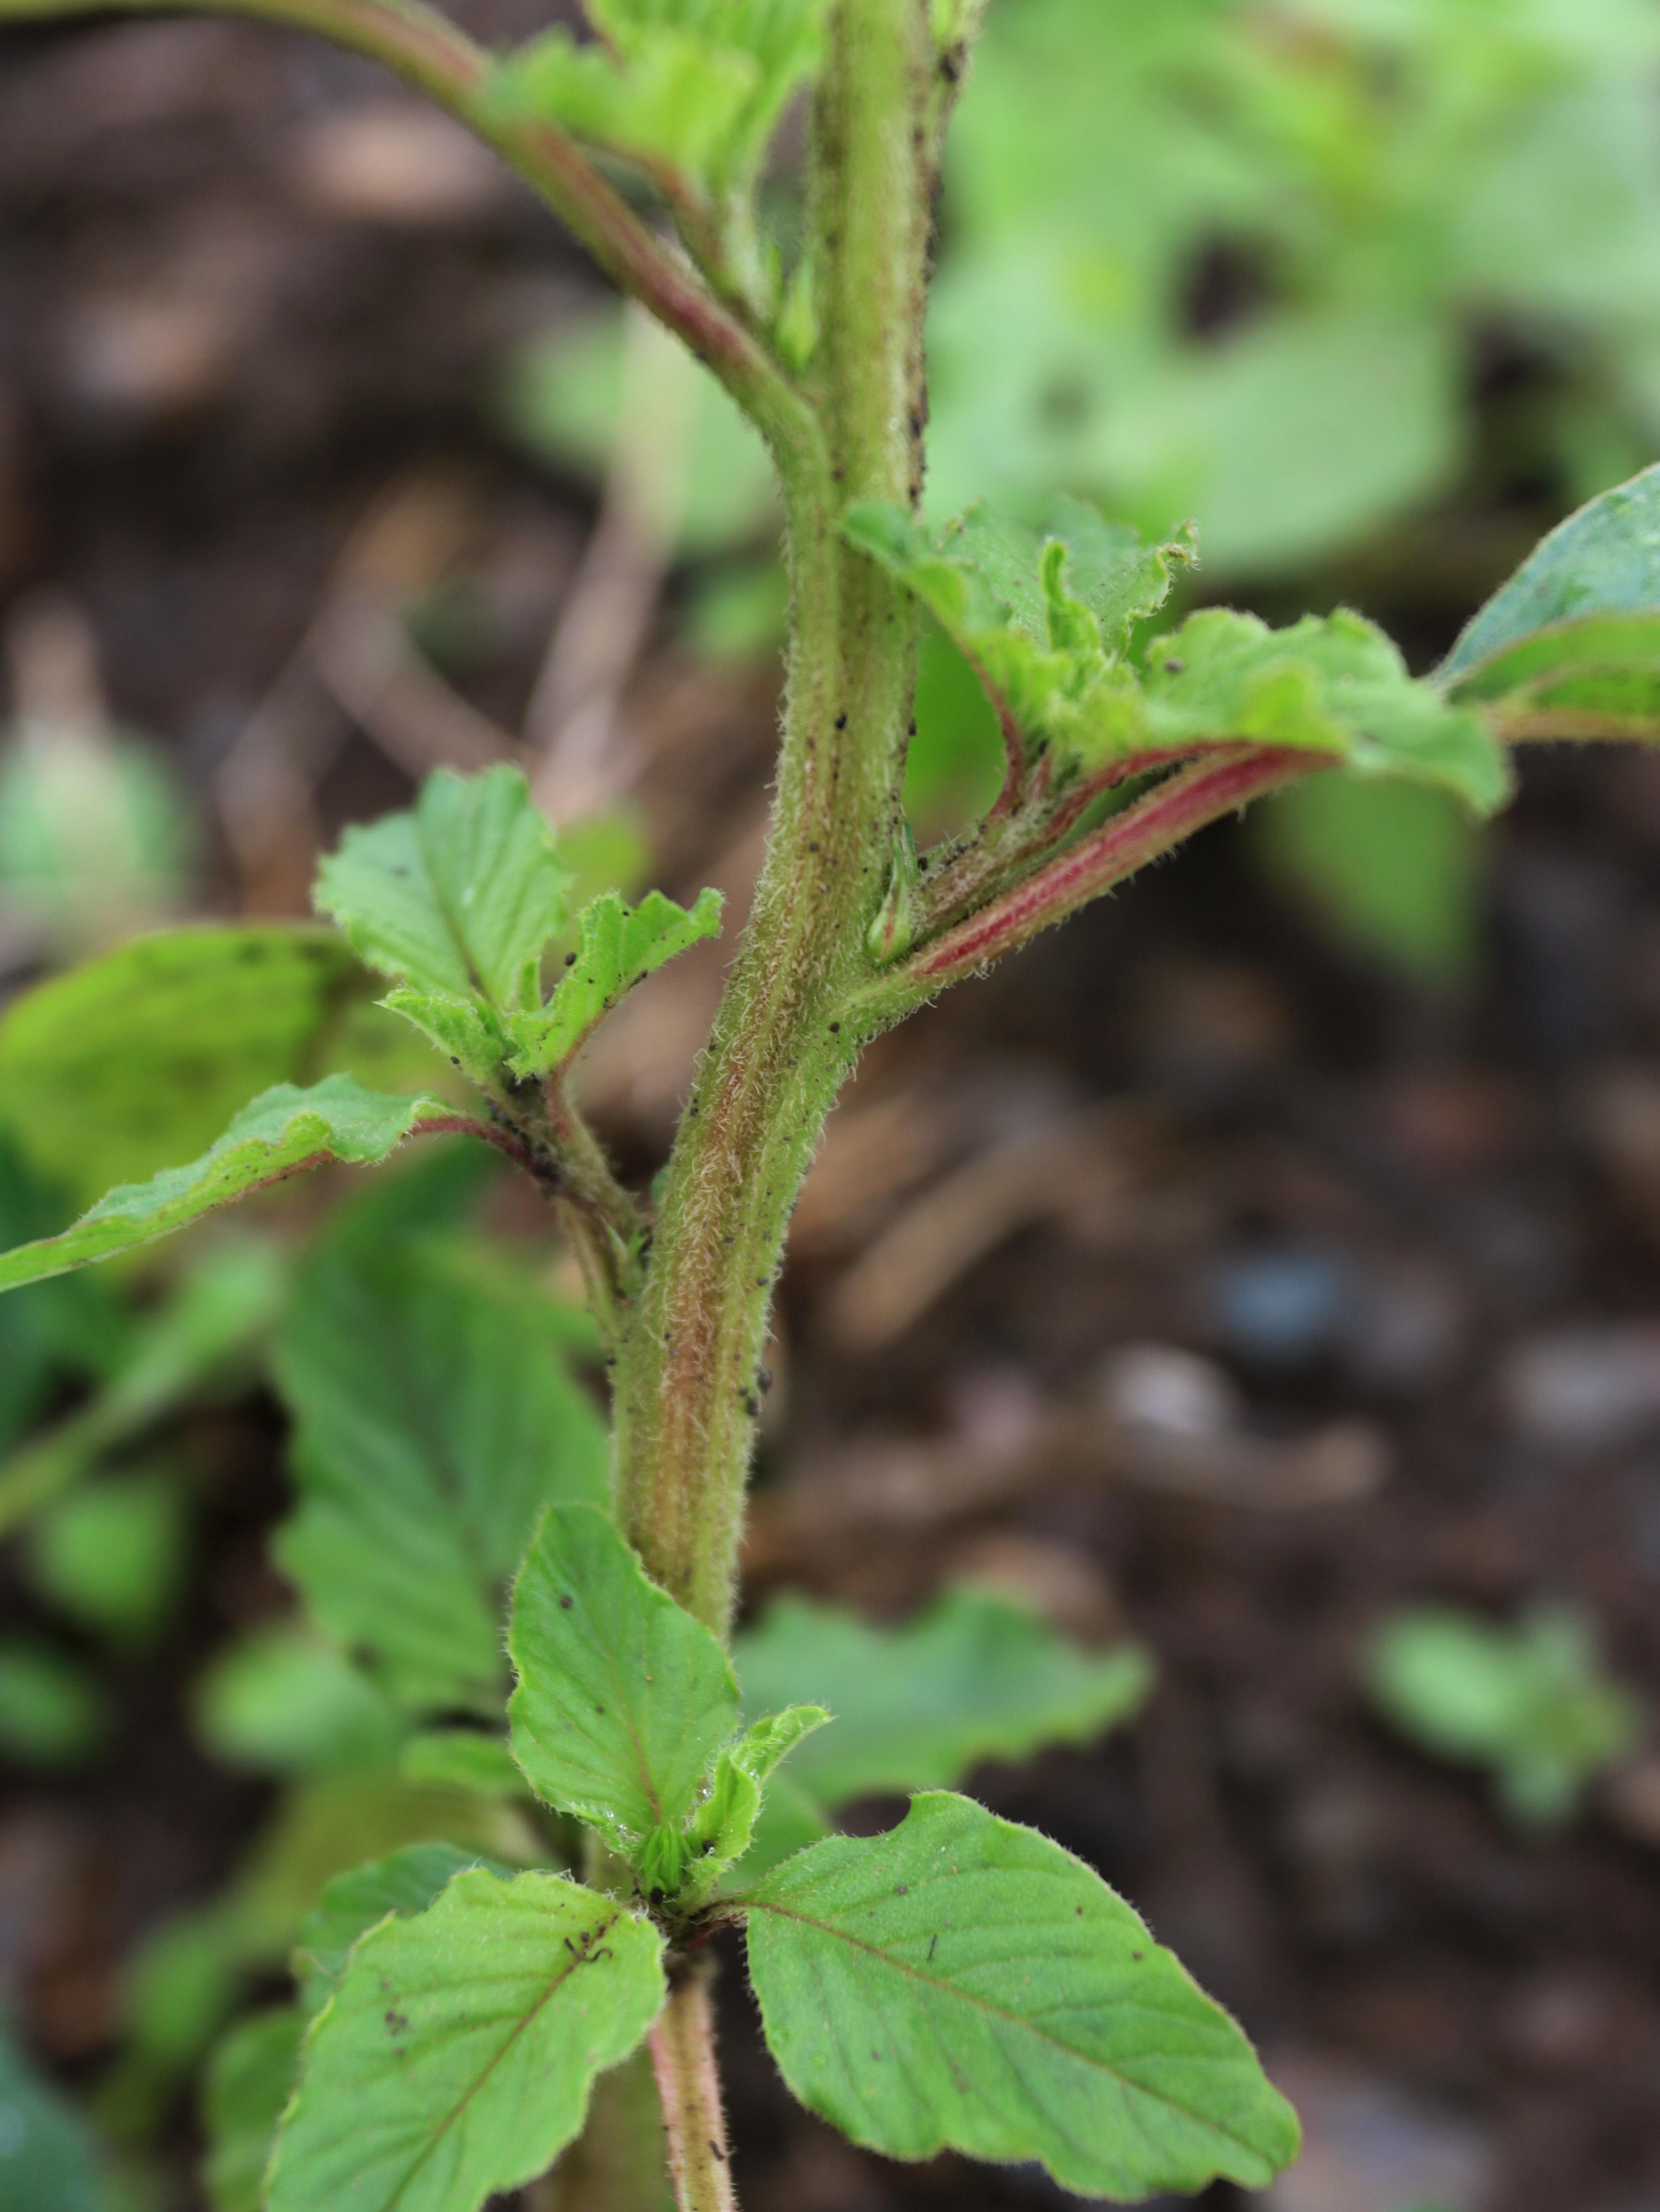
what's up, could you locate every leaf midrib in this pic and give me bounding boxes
[372,1898,628,2212]
[745,1896,1275,2158]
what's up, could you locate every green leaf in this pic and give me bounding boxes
[293,1843,495,2007]
[1440,461,1660,737]
[269,1868,665,2212]
[744,1792,1299,2200]
[508,1505,738,1889]
[202,2007,305,2212]
[734,1586,1154,1810]
[686,1705,831,1882]
[1364,1603,1646,1827]
[0,925,371,1207]
[195,1624,405,1777]
[0,2013,110,2212]
[315,765,571,1012]
[848,499,1506,809]
[497,0,825,200]
[273,1239,609,1716]
[1142,607,1511,812]
[505,887,724,1077]
[0,1077,447,1295]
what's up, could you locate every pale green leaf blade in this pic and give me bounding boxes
[269,1868,665,2212]
[273,1241,609,1716]
[202,2006,305,2212]
[1440,462,1660,736]
[744,1793,1299,2199]
[0,1078,447,1295]
[506,887,723,1078]
[685,1706,831,1886]
[315,765,570,1012]
[293,1842,494,2003]
[0,924,371,1205]
[508,1504,739,1853]
[734,1586,1154,1808]
[1144,607,1510,812]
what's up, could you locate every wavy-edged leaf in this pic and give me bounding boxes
[848,499,1508,810]
[685,1704,830,1888]
[273,1241,608,1716]
[744,1792,1299,2200]
[505,887,724,1077]
[1440,461,1660,738]
[1142,606,1510,811]
[202,2006,305,2212]
[293,1842,495,2006]
[315,765,570,1013]
[0,924,371,1205]
[508,1505,738,1887]
[0,1078,446,1295]
[735,1585,1154,1811]
[269,1868,665,2212]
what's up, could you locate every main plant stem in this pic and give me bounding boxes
[611,0,939,1637]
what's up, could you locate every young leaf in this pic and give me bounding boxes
[686,1704,832,1882]
[508,1504,739,1886]
[734,1586,1154,1809]
[293,1842,496,2006]
[315,764,571,1014]
[498,0,825,202]
[202,2006,305,2212]
[847,499,1509,810]
[0,1077,447,1295]
[743,1792,1299,2200]
[273,1240,609,1716]
[1364,1603,1646,1826]
[504,886,724,1077]
[0,924,371,1205]
[1439,460,1660,737]
[269,1868,665,2212]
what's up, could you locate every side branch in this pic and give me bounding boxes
[0,0,823,478]
[884,745,1323,1000]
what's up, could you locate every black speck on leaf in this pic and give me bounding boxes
[559,1595,573,1610]
[565,951,578,965]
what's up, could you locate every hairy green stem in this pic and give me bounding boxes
[610,0,940,1635]
[648,1973,736,2212]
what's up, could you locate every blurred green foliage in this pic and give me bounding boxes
[1364,1601,1647,1827]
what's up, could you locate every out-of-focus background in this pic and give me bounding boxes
[2,1,1660,2207]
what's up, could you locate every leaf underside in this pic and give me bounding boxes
[1439,460,1660,738]
[269,1867,665,2212]
[0,1076,445,1294]
[745,1792,1300,2201]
